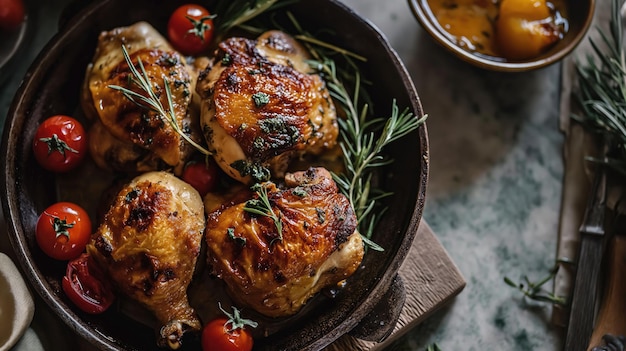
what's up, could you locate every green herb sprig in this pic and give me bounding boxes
[212,0,298,35]
[295,37,425,250]
[503,261,568,305]
[283,13,427,251]
[244,183,283,242]
[573,0,626,174]
[108,45,211,156]
[426,343,443,351]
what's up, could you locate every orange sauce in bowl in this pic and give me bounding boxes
[424,0,568,61]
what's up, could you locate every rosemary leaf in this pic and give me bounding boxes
[283,15,426,250]
[574,0,626,175]
[107,45,211,156]
[212,0,300,34]
[244,183,283,242]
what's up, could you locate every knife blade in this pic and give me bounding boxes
[564,161,607,351]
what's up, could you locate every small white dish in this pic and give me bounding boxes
[0,252,34,351]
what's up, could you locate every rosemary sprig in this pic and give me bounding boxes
[312,57,425,251]
[285,14,427,251]
[107,45,211,156]
[244,183,283,242]
[573,0,626,174]
[212,0,299,34]
[426,343,443,351]
[503,261,567,305]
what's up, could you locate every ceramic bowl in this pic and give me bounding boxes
[0,253,35,350]
[1,0,429,350]
[408,0,595,72]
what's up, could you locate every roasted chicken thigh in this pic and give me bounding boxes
[196,31,339,184]
[87,171,205,349]
[204,167,364,317]
[82,22,204,174]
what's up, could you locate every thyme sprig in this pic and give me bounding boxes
[286,14,427,251]
[108,45,211,156]
[503,261,568,305]
[573,0,626,174]
[244,183,283,242]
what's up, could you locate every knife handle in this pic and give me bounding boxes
[565,236,604,351]
[587,235,626,351]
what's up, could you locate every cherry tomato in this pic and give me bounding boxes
[167,4,215,56]
[182,160,219,197]
[62,253,115,314]
[201,314,255,351]
[36,202,92,261]
[0,0,25,31]
[32,115,88,173]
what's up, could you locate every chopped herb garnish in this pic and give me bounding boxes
[125,189,142,202]
[315,207,325,224]
[231,160,271,182]
[222,53,232,65]
[227,227,247,246]
[252,92,270,107]
[292,187,307,197]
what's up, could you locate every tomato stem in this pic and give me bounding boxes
[218,303,258,332]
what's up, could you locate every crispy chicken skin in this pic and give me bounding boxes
[204,167,364,317]
[82,22,204,174]
[196,31,338,184]
[87,171,205,349]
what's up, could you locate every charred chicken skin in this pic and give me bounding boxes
[196,31,339,184]
[87,171,205,349]
[82,22,204,174]
[204,167,364,317]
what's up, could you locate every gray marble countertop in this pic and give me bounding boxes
[345,1,565,350]
[0,0,566,350]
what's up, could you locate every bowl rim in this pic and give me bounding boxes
[407,0,596,72]
[1,0,429,350]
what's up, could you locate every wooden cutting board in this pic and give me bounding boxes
[326,221,466,350]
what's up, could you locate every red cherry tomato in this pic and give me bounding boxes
[201,316,255,351]
[32,115,88,173]
[167,4,215,56]
[182,160,219,197]
[0,0,25,31]
[62,253,115,314]
[36,202,92,261]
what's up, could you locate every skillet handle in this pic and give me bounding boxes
[348,274,406,342]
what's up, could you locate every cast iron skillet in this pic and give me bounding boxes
[1,0,429,350]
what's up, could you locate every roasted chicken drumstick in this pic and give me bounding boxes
[87,171,205,349]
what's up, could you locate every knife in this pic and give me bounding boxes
[587,234,626,351]
[564,161,607,351]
